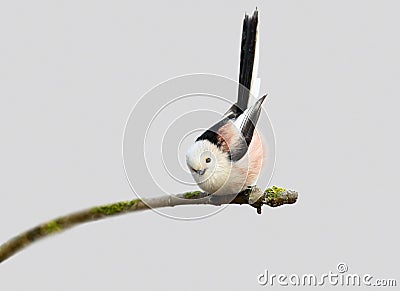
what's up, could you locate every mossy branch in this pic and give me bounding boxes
[0,186,298,264]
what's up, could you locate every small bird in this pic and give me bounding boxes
[186,10,266,195]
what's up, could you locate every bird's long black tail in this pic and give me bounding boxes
[237,9,258,114]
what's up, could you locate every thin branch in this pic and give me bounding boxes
[0,186,298,264]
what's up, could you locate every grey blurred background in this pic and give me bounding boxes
[0,0,399,290]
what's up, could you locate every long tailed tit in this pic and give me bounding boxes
[186,10,266,195]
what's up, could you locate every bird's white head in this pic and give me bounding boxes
[186,139,232,194]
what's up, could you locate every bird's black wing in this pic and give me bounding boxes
[196,118,230,146]
[238,94,267,148]
[223,94,267,162]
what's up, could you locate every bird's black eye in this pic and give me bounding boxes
[205,157,211,163]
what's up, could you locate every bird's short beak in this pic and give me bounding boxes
[188,165,206,176]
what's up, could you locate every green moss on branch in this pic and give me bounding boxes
[183,191,202,199]
[42,221,62,234]
[91,199,141,215]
